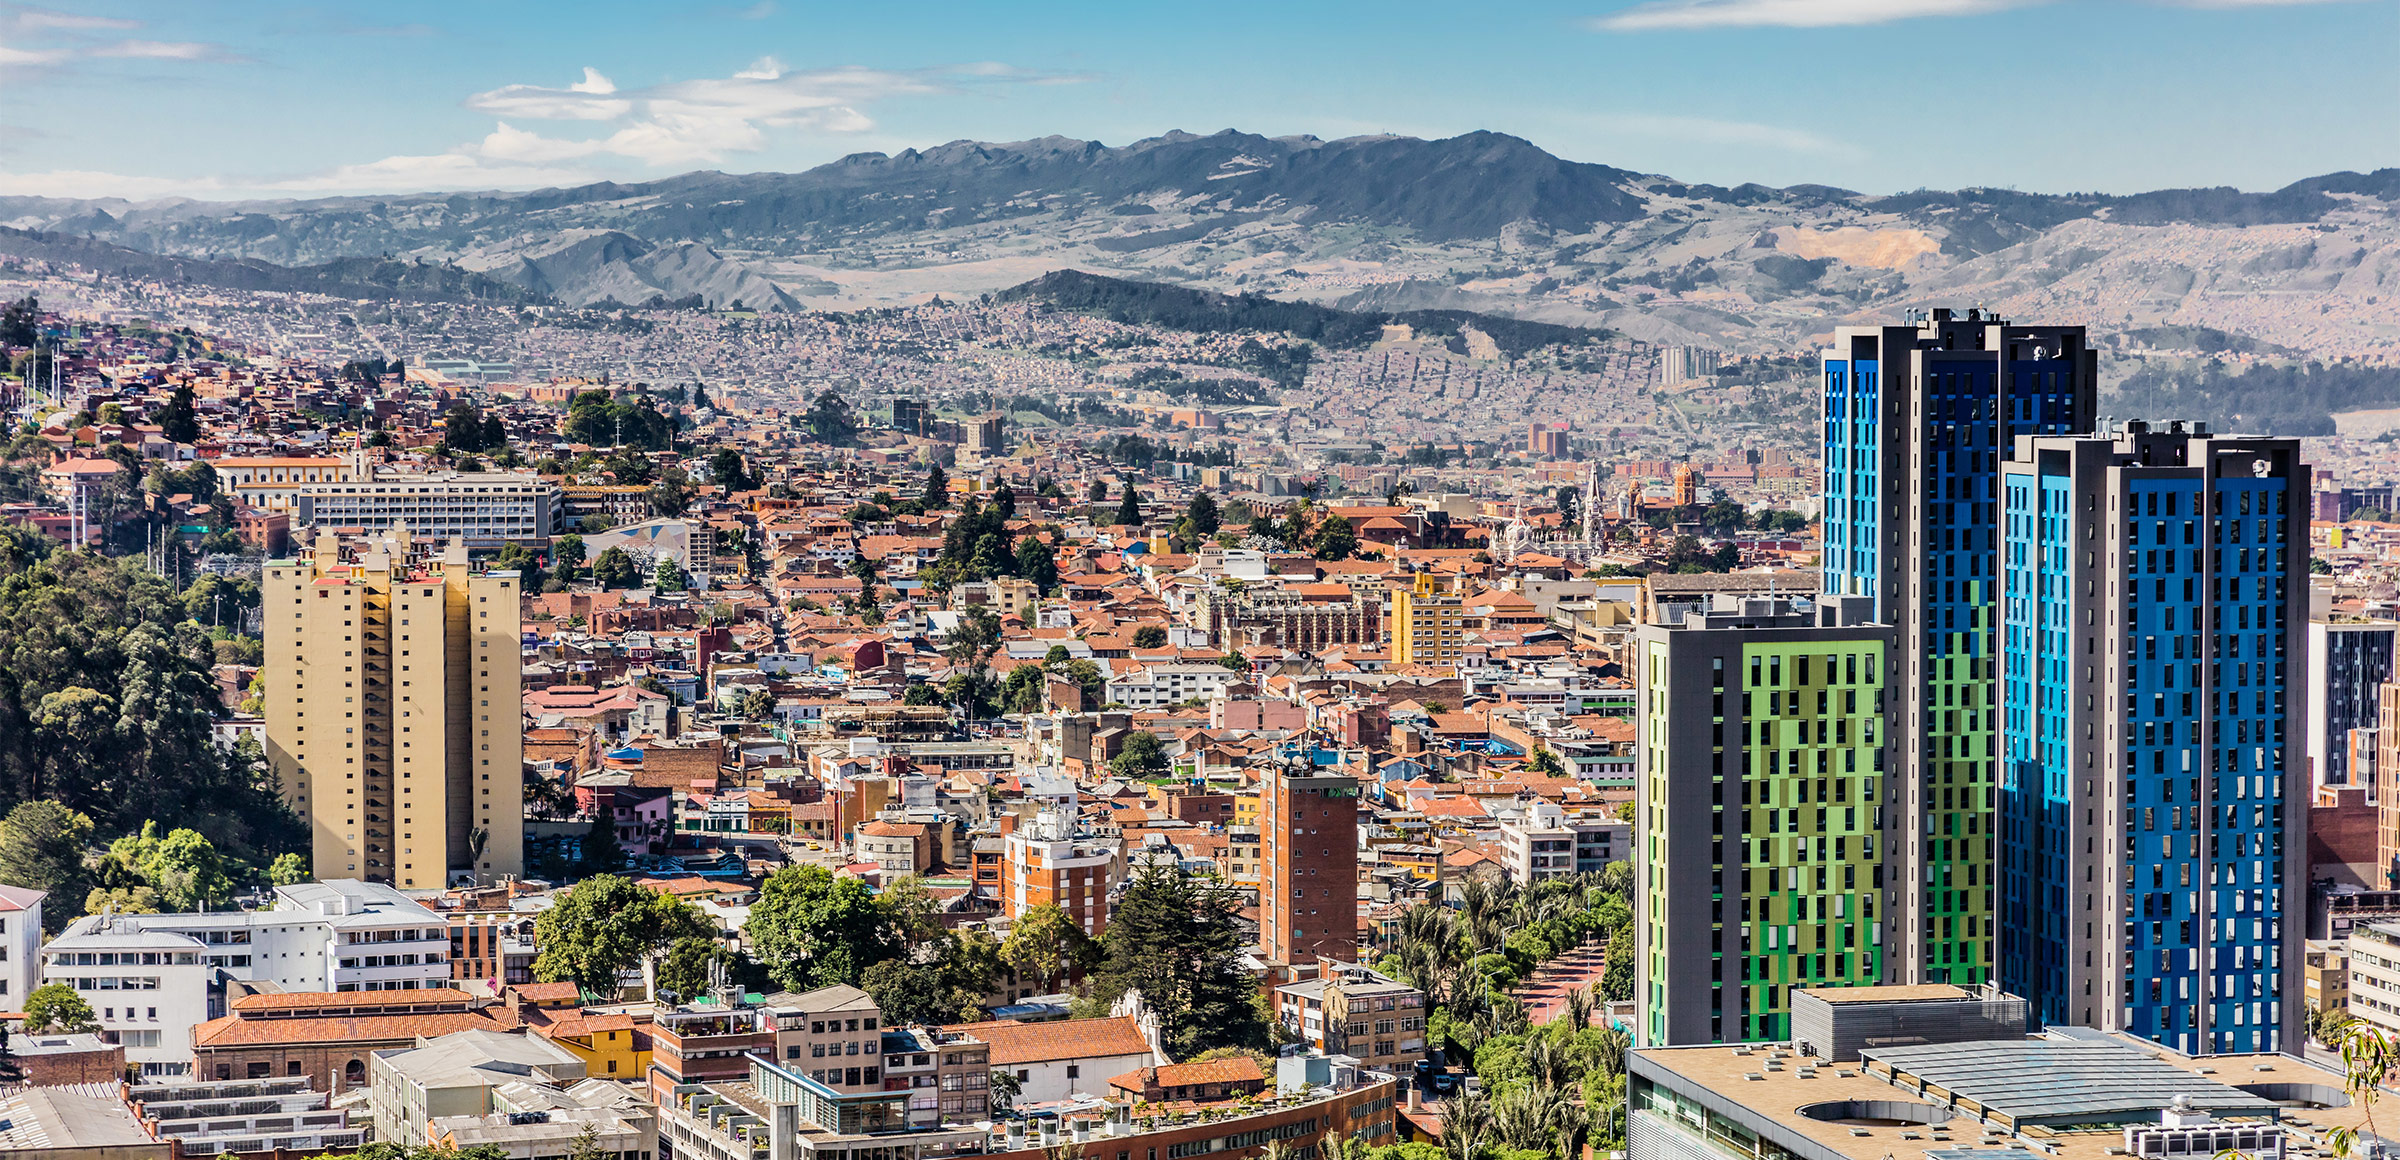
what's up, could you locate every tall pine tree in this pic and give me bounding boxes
[1094,864,1268,1058]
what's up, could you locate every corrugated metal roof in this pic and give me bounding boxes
[1861,1039,2278,1123]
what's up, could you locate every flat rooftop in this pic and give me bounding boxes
[1859,1039,2279,1126]
[1632,1032,2366,1160]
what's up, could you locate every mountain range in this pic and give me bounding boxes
[2,129,2394,359]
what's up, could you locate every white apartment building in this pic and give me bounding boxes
[41,880,452,1077]
[2348,922,2400,1038]
[1496,800,1629,884]
[1102,663,1240,710]
[0,885,43,1006]
[294,471,559,548]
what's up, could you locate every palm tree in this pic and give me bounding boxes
[1441,1088,1492,1160]
[1491,1085,1552,1152]
[1562,984,1593,1032]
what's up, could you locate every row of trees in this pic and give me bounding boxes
[1367,868,1637,1159]
[0,526,305,930]
[527,862,1271,1062]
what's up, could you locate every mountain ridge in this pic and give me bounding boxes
[3,128,2394,357]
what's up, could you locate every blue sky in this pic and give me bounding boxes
[1,0,2391,202]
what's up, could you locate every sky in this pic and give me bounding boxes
[1,0,2392,204]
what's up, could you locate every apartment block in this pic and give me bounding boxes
[265,530,525,889]
[2306,611,2396,795]
[1821,307,2098,989]
[1997,423,2308,1054]
[1260,767,1360,969]
[1497,799,1629,883]
[1634,594,1891,1046]
[295,471,559,548]
[43,880,453,1077]
[1000,811,1117,938]
[1388,572,1468,666]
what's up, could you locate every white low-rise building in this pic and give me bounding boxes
[1496,800,1629,883]
[0,884,43,1007]
[41,879,452,1077]
[1103,663,1240,710]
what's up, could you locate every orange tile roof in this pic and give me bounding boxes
[941,1015,1154,1066]
[1109,1055,1265,1092]
[194,1009,510,1048]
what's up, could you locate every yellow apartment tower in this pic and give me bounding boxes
[1388,572,1467,666]
[265,529,524,890]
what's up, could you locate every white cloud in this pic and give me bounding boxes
[2164,0,2372,6]
[0,42,69,65]
[93,39,224,60]
[456,61,958,168]
[1583,112,1863,157]
[477,121,606,164]
[1,5,239,65]
[1596,0,2038,29]
[6,56,1071,202]
[734,1,777,18]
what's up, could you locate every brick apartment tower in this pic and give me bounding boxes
[265,529,525,890]
[1260,765,1360,968]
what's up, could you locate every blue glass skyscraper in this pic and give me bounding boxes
[1998,422,2308,1053]
[1821,309,2096,987]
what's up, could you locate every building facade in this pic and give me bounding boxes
[295,471,559,547]
[1000,812,1117,938]
[43,880,454,1077]
[1820,307,2098,989]
[1997,424,2309,1054]
[1634,594,1890,1046]
[266,531,525,889]
[1388,573,1467,666]
[1260,767,1360,968]
[2307,613,2396,795]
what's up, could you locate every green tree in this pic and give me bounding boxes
[269,852,310,887]
[1526,746,1565,777]
[443,402,487,453]
[902,682,945,707]
[1312,513,1358,561]
[1185,492,1220,536]
[709,448,753,492]
[1115,487,1144,527]
[23,981,98,1033]
[657,935,734,1002]
[0,801,94,931]
[532,875,713,998]
[1093,864,1269,1058]
[744,864,904,991]
[1000,903,1100,994]
[1109,731,1171,779]
[552,533,587,582]
[804,391,861,448]
[1014,536,1059,594]
[592,547,639,589]
[922,462,950,510]
[582,815,627,874]
[653,557,688,592]
[0,536,302,864]
[1131,625,1168,649]
[157,385,202,443]
[1000,663,1047,715]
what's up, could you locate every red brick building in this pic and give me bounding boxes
[1260,768,1360,969]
